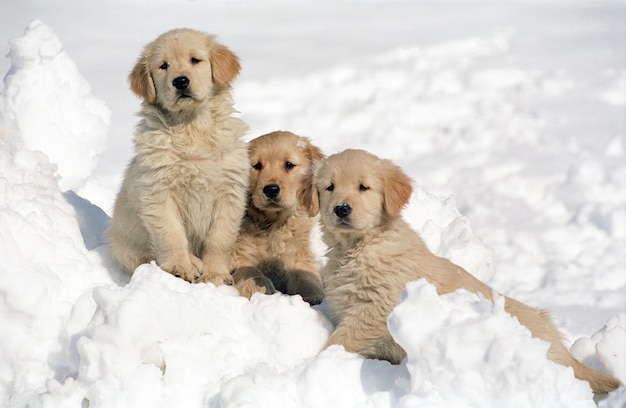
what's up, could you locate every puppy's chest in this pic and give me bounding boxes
[325,249,405,324]
[325,249,373,295]
[143,142,247,192]
[165,159,219,192]
[248,224,297,259]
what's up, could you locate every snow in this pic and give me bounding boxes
[389,281,595,408]
[1,20,110,192]
[0,1,624,407]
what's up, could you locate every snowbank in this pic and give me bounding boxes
[36,265,331,407]
[220,280,601,408]
[0,126,112,406]
[0,20,110,192]
[389,281,594,408]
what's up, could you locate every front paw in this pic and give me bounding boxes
[298,280,324,305]
[198,269,234,286]
[232,266,276,298]
[290,273,324,305]
[160,258,202,283]
[236,276,276,299]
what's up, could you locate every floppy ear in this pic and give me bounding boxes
[381,160,413,219]
[128,54,156,104]
[298,160,322,217]
[305,141,325,163]
[210,43,241,87]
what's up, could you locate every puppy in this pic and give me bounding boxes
[107,29,249,285]
[232,131,325,305]
[303,149,620,394]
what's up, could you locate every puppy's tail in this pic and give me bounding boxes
[563,355,622,394]
[546,338,622,394]
[505,297,622,394]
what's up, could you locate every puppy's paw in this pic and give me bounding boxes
[298,281,324,305]
[232,266,276,299]
[198,269,234,286]
[290,273,324,305]
[236,276,277,299]
[160,262,201,283]
[159,255,204,282]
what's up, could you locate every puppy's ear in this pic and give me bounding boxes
[210,43,241,87]
[306,142,325,163]
[299,160,322,217]
[381,160,413,219]
[128,54,156,104]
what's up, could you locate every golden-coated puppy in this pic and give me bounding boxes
[303,149,620,394]
[107,29,249,285]
[232,131,325,305]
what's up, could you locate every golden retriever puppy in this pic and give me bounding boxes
[303,149,620,394]
[232,131,325,305]
[107,29,249,285]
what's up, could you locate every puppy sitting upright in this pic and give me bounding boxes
[304,149,620,394]
[107,29,249,285]
[232,131,325,305]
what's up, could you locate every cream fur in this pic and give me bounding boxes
[307,149,620,394]
[232,131,324,305]
[107,29,249,285]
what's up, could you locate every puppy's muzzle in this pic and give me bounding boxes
[263,184,280,200]
[334,203,352,219]
[172,76,190,90]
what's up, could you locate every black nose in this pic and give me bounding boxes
[263,184,280,199]
[334,203,352,218]
[172,76,190,90]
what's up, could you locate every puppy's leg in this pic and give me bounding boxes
[143,200,201,282]
[199,244,236,286]
[282,251,324,305]
[233,266,276,299]
[284,270,324,305]
[107,187,153,274]
[198,193,246,286]
[106,221,150,274]
[327,320,406,364]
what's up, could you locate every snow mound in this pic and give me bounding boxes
[389,280,595,408]
[406,187,494,283]
[0,128,111,407]
[571,313,626,385]
[216,280,600,408]
[36,265,332,407]
[0,20,110,191]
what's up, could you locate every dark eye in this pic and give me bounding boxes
[326,183,334,192]
[285,161,295,170]
[359,184,369,191]
[191,57,201,64]
[159,62,168,70]
[253,162,262,171]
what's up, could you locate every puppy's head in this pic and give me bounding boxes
[248,131,324,216]
[306,149,412,240]
[129,29,240,111]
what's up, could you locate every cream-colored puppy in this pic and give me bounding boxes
[232,131,325,305]
[107,29,249,285]
[303,149,620,394]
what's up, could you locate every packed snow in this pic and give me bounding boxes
[0,1,624,407]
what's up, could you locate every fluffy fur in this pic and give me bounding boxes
[303,148,620,394]
[232,131,325,305]
[107,29,249,285]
